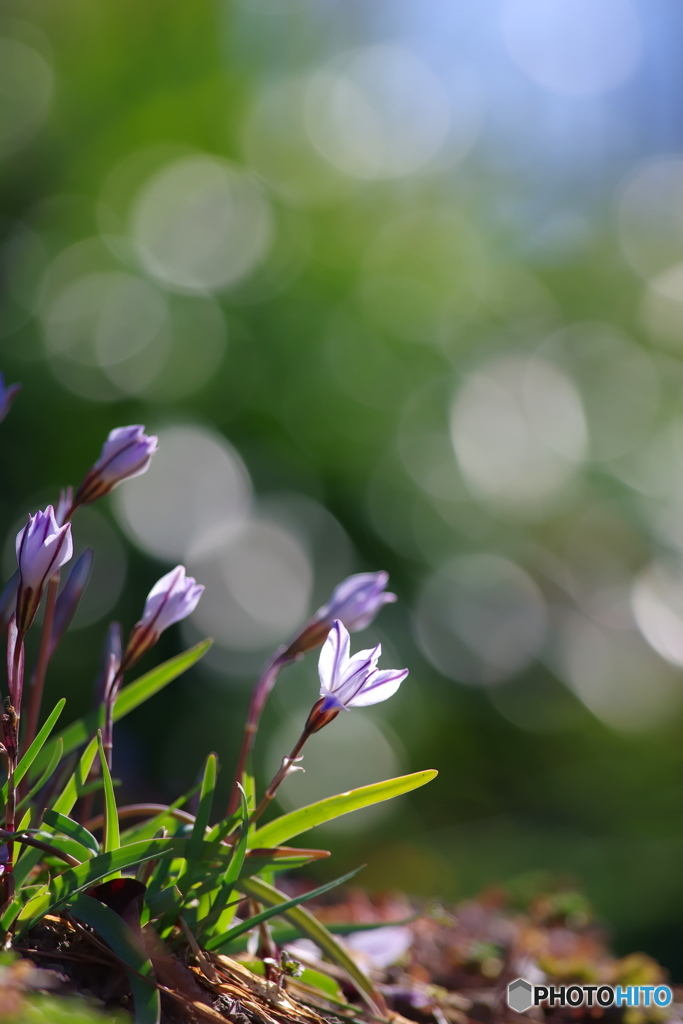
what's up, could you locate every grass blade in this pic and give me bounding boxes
[238,846,330,878]
[2,698,65,802]
[69,892,160,1024]
[252,769,438,848]
[16,837,187,933]
[17,737,63,811]
[205,865,363,951]
[32,640,212,777]
[97,731,120,856]
[42,809,100,856]
[13,736,99,890]
[177,752,216,897]
[237,874,387,1015]
[196,784,249,938]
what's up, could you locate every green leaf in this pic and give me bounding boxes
[195,784,249,938]
[42,810,99,857]
[218,915,416,953]
[97,732,120,859]
[238,846,330,879]
[2,698,65,803]
[17,738,63,811]
[33,640,212,777]
[13,736,99,891]
[52,735,100,816]
[205,865,363,951]
[252,769,438,848]
[16,838,187,934]
[69,892,160,1024]
[177,752,216,897]
[146,886,182,918]
[120,789,200,845]
[236,875,386,1015]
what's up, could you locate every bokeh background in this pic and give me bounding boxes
[2,0,683,973]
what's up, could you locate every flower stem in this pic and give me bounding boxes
[250,729,308,826]
[23,573,59,755]
[226,648,293,817]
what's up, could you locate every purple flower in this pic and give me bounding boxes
[74,425,158,507]
[55,486,73,526]
[15,506,73,633]
[287,571,397,656]
[317,619,407,713]
[49,548,94,657]
[317,571,396,632]
[123,566,204,670]
[0,373,20,424]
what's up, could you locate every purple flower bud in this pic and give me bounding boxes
[96,621,123,706]
[0,571,19,632]
[123,566,204,670]
[318,571,397,631]
[287,571,397,656]
[305,619,408,733]
[55,486,73,526]
[49,548,94,657]
[15,506,73,634]
[0,373,21,424]
[74,425,158,508]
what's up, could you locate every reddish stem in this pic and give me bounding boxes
[226,649,293,817]
[250,728,309,826]
[23,573,59,755]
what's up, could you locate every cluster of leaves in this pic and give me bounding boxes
[0,636,434,1023]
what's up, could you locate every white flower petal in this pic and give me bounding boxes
[318,619,350,692]
[345,668,408,707]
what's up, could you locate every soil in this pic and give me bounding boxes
[4,888,678,1024]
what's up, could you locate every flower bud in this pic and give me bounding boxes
[74,425,158,508]
[49,548,94,657]
[0,374,20,424]
[287,571,397,656]
[122,566,204,670]
[15,506,73,634]
[55,486,73,526]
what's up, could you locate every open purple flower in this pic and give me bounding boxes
[0,374,20,424]
[15,506,73,633]
[74,425,158,507]
[318,619,407,711]
[287,571,397,656]
[303,620,408,736]
[254,619,409,821]
[123,566,204,670]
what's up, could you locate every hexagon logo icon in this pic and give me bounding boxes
[508,978,533,1013]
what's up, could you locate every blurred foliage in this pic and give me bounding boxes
[2,0,683,978]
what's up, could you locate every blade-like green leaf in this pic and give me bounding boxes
[16,837,187,934]
[52,735,100,816]
[97,732,120,861]
[13,736,99,890]
[196,784,249,938]
[237,875,386,1015]
[238,847,330,879]
[69,892,160,1024]
[42,809,100,857]
[2,698,65,803]
[252,770,438,848]
[32,640,212,777]
[17,737,63,811]
[216,914,417,953]
[205,865,363,951]
[177,752,216,897]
